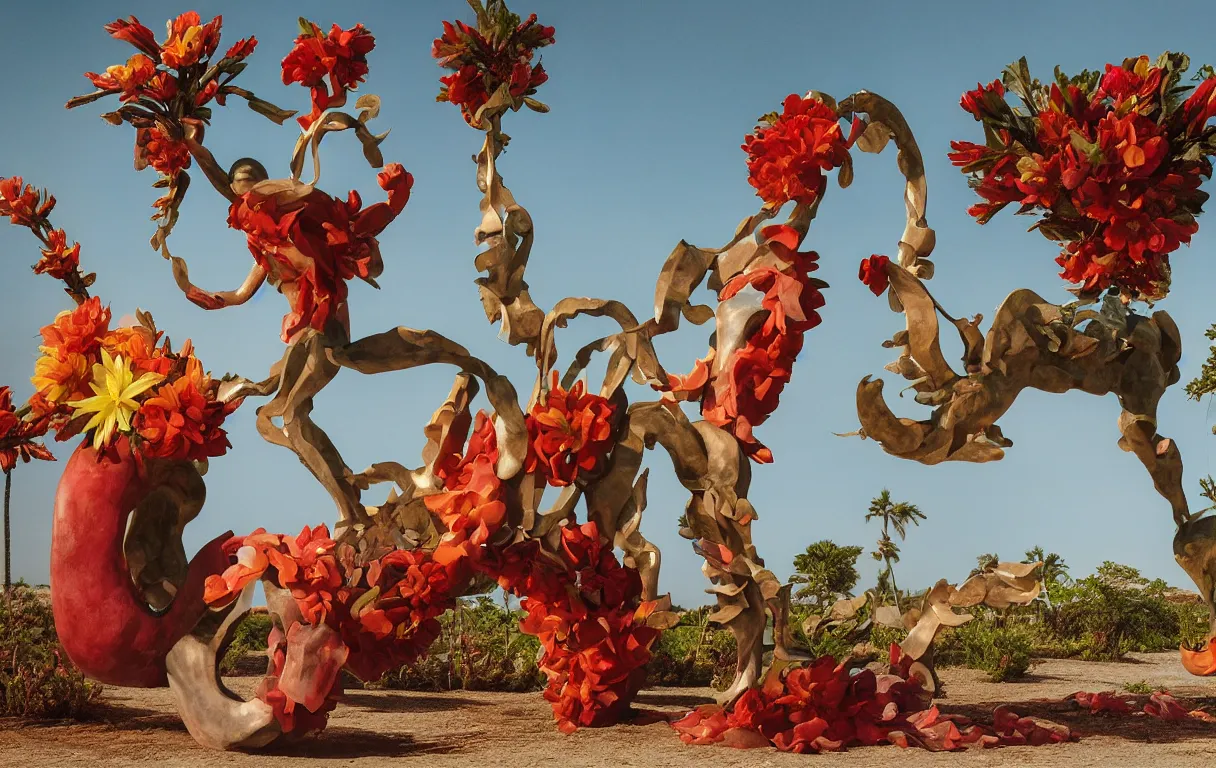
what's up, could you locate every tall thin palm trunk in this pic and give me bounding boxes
[886,559,902,614]
[3,470,11,592]
[882,517,903,613]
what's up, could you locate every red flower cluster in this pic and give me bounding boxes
[0,386,54,473]
[486,522,670,734]
[134,125,191,177]
[665,224,826,462]
[673,648,1074,752]
[744,94,851,209]
[135,355,235,462]
[281,20,376,130]
[949,55,1216,301]
[432,1,554,125]
[206,400,670,737]
[226,163,413,342]
[525,373,617,486]
[72,13,266,218]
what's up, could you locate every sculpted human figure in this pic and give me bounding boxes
[170,121,412,533]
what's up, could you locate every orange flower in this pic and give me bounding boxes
[0,176,54,227]
[35,229,82,280]
[134,125,191,176]
[84,54,156,100]
[38,297,110,359]
[525,372,617,486]
[100,326,169,377]
[159,12,222,69]
[203,529,283,607]
[424,454,507,549]
[31,352,91,406]
[136,374,232,462]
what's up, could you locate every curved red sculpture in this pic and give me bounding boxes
[50,437,228,687]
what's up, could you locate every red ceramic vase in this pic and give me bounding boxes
[50,437,229,687]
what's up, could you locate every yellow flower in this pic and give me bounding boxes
[67,348,163,451]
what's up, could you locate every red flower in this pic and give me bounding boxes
[1182,76,1216,136]
[525,372,616,486]
[224,36,258,61]
[135,373,233,462]
[282,20,376,130]
[35,229,81,280]
[1098,57,1163,106]
[0,387,54,474]
[104,17,162,60]
[960,79,1006,121]
[134,125,191,177]
[159,12,223,70]
[859,255,891,296]
[743,94,849,209]
[0,176,54,227]
[432,6,555,125]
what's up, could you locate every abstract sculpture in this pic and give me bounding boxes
[1,2,1214,755]
[848,55,1216,672]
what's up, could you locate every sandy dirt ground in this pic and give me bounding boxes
[2,652,1215,767]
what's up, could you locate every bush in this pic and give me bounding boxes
[647,607,736,689]
[377,596,544,692]
[1047,562,1198,660]
[219,611,273,675]
[935,619,1033,682]
[1,584,102,718]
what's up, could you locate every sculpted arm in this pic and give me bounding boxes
[170,257,266,310]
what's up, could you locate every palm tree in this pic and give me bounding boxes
[969,552,1000,577]
[864,490,926,613]
[1023,546,1068,610]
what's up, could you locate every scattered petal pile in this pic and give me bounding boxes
[1070,689,1216,722]
[672,648,1075,753]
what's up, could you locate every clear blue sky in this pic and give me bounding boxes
[3,1,1216,608]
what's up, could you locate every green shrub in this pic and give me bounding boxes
[219,611,273,675]
[377,596,544,692]
[935,619,1033,682]
[647,608,736,689]
[1124,680,1153,695]
[1,584,102,718]
[1048,563,1191,659]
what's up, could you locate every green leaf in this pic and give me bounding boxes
[297,16,316,36]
